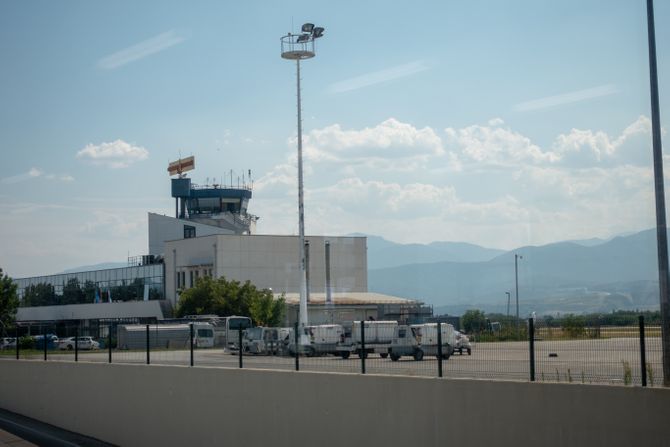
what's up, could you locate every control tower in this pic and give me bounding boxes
[168,156,258,234]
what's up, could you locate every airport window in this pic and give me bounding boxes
[189,271,194,287]
[184,225,196,239]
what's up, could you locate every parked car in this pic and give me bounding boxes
[58,336,100,351]
[454,330,472,355]
[1,337,17,350]
[33,334,59,350]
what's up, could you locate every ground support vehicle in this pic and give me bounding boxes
[454,330,472,355]
[336,321,397,359]
[388,323,456,361]
[117,323,214,350]
[242,327,283,355]
[286,324,345,357]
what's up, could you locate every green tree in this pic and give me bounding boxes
[249,291,286,327]
[22,282,57,307]
[0,268,19,331]
[176,276,284,324]
[461,309,487,333]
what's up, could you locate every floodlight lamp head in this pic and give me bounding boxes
[302,23,315,33]
[296,33,311,43]
[312,27,324,38]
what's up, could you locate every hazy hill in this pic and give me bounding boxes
[362,234,504,269]
[369,229,660,315]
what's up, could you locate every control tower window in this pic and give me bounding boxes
[184,225,196,239]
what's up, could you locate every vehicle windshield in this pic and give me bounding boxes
[197,329,214,338]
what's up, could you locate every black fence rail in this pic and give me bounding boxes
[0,318,661,387]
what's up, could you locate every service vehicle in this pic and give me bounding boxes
[287,324,345,356]
[454,330,472,355]
[336,320,397,359]
[242,327,283,355]
[388,323,456,361]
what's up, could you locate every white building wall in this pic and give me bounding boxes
[164,235,367,307]
[148,212,233,256]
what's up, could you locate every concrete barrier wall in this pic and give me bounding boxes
[0,360,668,447]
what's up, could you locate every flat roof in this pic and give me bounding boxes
[278,292,420,306]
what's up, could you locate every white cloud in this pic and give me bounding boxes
[1,167,74,184]
[76,140,149,168]
[513,84,619,112]
[328,60,430,93]
[302,118,445,168]
[253,115,659,249]
[444,123,559,166]
[98,30,186,70]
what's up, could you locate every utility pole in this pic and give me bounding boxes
[506,291,511,318]
[646,0,670,386]
[515,254,522,338]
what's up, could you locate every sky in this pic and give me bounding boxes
[0,0,669,277]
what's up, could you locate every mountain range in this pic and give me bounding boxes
[366,229,661,316]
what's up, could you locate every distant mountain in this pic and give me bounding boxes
[369,229,661,315]
[60,262,127,274]
[360,234,505,269]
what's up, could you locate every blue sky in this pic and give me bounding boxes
[0,0,668,277]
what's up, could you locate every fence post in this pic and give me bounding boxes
[43,325,47,361]
[361,321,366,374]
[190,323,194,367]
[108,326,112,363]
[294,322,299,371]
[529,318,535,382]
[146,324,150,365]
[640,315,647,387]
[75,324,79,362]
[15,326,19,360]
[238,327,243,368]
[437,321,443,378]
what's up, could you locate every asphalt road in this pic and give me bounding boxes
[5,337,662,386]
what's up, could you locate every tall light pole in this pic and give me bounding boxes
[281,23,325,345]
[515,254,523,337]
[505,291,511,318]
[646,0,670,386]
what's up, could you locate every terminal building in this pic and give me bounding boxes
[13,157,430,332]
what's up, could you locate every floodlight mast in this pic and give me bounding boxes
[281,24,324,347]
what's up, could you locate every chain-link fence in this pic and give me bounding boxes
[0,317,660,387]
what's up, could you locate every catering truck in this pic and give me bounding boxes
[388,323,456,361]
[336,320,397,359]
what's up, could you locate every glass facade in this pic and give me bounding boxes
[14,264,164,306]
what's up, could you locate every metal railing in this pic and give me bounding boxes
[0,317,660,387]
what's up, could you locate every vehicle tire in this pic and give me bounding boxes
[307,347,316,357]
[413,349,424,361]
[467,348,472,355]
[458,348,463,355]
[358,351,368,360]
[390,353,400,362]
[380,353,388,359]
[340,351,350,360]
[67,345,73,351]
